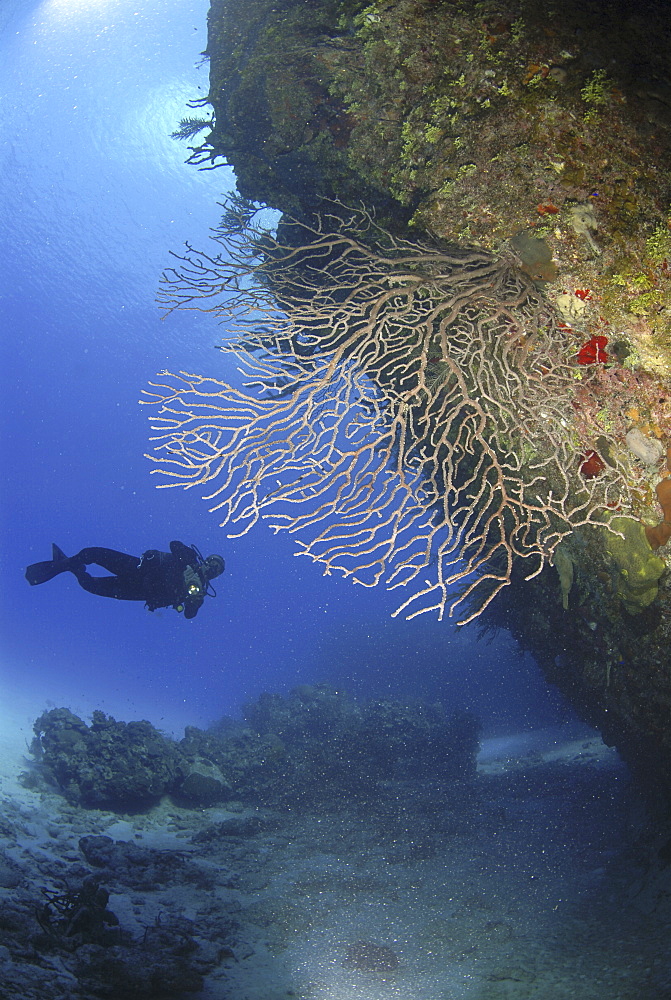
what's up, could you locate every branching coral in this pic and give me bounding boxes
[142,202,630,623]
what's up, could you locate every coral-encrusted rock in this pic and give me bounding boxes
[196,0,671,800]
[31,709,184,810]
[176,758,232,806]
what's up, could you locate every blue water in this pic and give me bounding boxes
[0,0,571,736]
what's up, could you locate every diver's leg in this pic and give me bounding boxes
[70,548,145,602]
[73,571,145,602]
[73,547,140,576]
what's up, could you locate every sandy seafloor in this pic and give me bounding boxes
[1,689,671,1000]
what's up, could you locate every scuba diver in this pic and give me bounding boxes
[25,541,224,619]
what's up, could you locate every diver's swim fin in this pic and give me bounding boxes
[25,544,72,586]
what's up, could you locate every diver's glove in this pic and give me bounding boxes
[183,565,203,599]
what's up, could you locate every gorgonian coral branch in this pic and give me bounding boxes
[142,202,629,623]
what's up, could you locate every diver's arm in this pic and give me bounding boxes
[177,564,205,618]
[169,540,198,567]
[182,596,204,619]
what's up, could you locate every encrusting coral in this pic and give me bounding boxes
[605,517,666,614]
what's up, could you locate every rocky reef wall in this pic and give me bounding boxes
[179,0,671,796]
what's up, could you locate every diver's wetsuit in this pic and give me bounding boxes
[72,542,206,618]
[26,541,218,618]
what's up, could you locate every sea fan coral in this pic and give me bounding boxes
[143,202,630,623]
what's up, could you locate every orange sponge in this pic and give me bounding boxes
[645,477,671,550]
